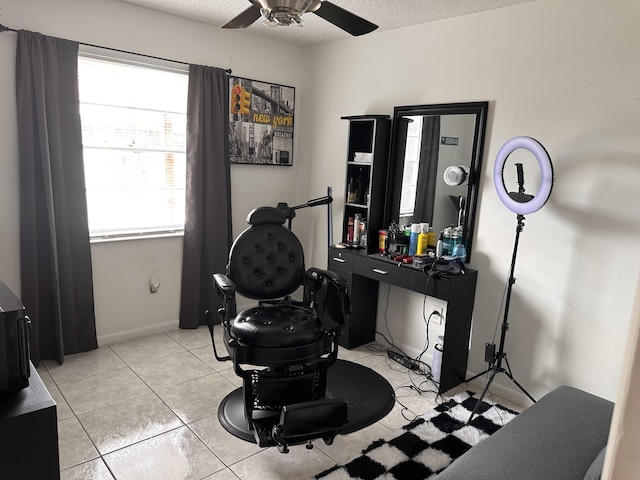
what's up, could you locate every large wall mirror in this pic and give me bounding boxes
[386,102,488,262]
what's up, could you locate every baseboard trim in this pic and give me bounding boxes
[463,369,532,408]
[97,319,179,346]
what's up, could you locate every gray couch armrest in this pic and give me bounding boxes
[436,386,613,480]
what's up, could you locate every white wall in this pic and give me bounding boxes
[301,0,640,403]
[2,0,639,407]
[0,0,305,342]
[604,272,640,478]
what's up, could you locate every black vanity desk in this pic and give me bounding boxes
[328,246,477,394]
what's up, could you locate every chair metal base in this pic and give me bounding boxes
[217,359,395,443]
[218,388,272,443]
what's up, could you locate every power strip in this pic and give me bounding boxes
[387,350,418,370]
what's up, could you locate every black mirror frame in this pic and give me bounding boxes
[385,101,489,263]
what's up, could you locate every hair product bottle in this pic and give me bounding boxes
[417,223,429,255]
[427,226,437,250]
[409,223,420,256]
[353,213,362,246]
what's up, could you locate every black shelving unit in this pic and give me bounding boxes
[339,115,391,254]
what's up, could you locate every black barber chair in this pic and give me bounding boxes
[209,201,350,453]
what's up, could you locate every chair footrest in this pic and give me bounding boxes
[252,417,279,448]
[272,399,348,452]
[251,399,348,452]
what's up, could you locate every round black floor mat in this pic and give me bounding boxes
[218,359,395,442]
[325,359,395,434]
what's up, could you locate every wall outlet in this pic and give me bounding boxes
[431,305,444,325]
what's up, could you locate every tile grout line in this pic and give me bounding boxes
[50,333,218,478]
[48,327,461,479]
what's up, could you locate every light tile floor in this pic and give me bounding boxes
[38,326,521,480]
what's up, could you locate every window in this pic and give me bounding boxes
[78,52,188,239]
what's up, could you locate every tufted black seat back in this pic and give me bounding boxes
[227,207,305,300]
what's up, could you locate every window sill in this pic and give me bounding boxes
[89,230,184,244]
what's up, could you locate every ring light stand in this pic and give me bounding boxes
[468,136,553,422]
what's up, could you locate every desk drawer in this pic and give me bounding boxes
[412,273,449,301]
[352,256,413,290]
[328,248,354,271]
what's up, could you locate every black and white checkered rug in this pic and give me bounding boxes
[314,391,518,480]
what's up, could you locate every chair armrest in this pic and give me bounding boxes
[304,268,351,330]
[213,273,236,297]
[306,267,339,282]
[213,273,237,321]
[306,268,349,297]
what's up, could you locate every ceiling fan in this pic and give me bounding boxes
[222,0,378,36]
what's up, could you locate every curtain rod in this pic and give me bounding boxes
[0,24,232,74]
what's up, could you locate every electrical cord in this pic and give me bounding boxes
[365,342,387,355]
[407,260,443,393]
[376,258,446,394]
[382,282,395,347]
[377,282,418,363]
[368,257,453,418]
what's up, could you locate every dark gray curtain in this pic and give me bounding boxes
[413,116,441,223]
[179,65,232,328]
[15,30,97,365]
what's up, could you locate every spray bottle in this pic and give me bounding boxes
[417,223,429,255]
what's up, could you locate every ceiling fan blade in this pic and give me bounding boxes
[222,5,262,29]
[313,1,378,36]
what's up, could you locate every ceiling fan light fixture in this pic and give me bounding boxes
[261,7,305,27]
[260,8,278,26]
[224,0,378,37]
[256,0,320,27]
[255,0,321,14]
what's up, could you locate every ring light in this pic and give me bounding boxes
[493,136,554,215]
[468,135,553,421]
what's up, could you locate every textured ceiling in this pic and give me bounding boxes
[118,0,538,47]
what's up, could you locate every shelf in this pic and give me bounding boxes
[340,116,391,254]
[340,115,391,120]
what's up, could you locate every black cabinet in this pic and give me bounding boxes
[329,246,477,394]
[0,364,59,479]
[339,115,390,254]
[328,249,379,349]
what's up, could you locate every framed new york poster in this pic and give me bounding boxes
[228,76,295,166]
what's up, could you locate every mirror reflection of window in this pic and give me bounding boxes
[399,113,476,233]
[399,115,423,224]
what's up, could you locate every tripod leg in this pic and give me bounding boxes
[466,367,491,383]
[503,356,536,403]
[468,368,497,423]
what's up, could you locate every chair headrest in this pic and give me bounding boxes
[228,218,304,300]
[246,207,288,226]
